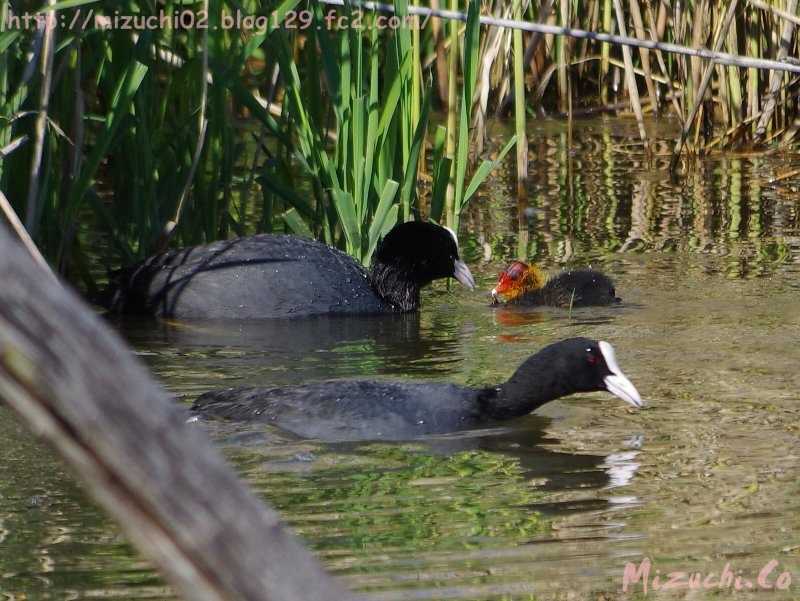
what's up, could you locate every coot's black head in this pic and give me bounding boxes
[373,221,475,289]
[555,338,641,405]
[505,337,643,410]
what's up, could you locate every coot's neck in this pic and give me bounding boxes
[368,260,421,312]
[477,352,574,420]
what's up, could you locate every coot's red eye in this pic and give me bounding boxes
[587,353,599,365]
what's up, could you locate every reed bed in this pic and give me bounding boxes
[1,0,798,287]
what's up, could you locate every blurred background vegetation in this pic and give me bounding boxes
[1,0,799,293]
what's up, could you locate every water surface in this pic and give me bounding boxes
[2,117,799,600]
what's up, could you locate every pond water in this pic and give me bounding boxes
[2,117,799,600]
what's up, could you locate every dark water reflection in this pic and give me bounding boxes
[1,117,799,599]
[465,118,800,281]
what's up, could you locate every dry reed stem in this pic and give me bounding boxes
[767,167,800,183]
[645,2,685,124]
[320,0,800,75]
[689,0,708,108]
[0,190,54,277]
[669,0,739,173]
[601,55,680,84]
[749,0,800,27]
[724,9,743,126]
[557,0,569,112]
[601,0,612,102]
[444,0,458,227]
[24,5,55,237]
[0,135,28,158]
[158,0,210,252]
[525,0,554,78]
[612,0,649,152]
[475,1,513,150]
[755,0,798,139]
[513,0,528,202]
[576,0,596,78]
[628,0,658,112]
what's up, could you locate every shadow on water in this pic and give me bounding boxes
[207,413,642,496]
[2,117,799,599]
[119,312,466,392]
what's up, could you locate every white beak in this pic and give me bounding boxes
[599,341,643,408]
[453,260,476,290]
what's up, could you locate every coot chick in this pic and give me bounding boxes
[191,338,642,441]
[106,221,475,319]
[491,261,620,307]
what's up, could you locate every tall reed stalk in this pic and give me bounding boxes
[513,0,528,202]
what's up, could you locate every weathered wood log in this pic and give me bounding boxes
[0,225,358,601]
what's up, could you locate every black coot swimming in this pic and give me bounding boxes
[191,338,642,441]
[491,261,620,307]
[106,221,475,319]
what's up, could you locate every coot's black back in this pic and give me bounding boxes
[109,235,388,319]
[523,269,619,307]
[193,381,484,441]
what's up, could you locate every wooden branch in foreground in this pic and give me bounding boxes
[0,226,357,601]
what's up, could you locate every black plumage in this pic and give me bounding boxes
[104,221,474,319]
[519,269,620,307]
[492,263,620,308]
[192,338,642,442]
